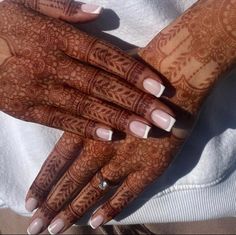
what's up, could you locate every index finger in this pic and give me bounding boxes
[58,26,165,98]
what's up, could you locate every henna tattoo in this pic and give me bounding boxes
[140,0,236,115]
[27,132,82,203]
[87,40,136,78]
[27,0,236,233]
[14,0,83,20]
[0,0,174,140]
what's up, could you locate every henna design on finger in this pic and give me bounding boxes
[0,1,162,138]
[13,0,84,19]
[57,60,172,123]
[27,1,236,233]
[89,0,236,228]
[27,133,83,204]
[89,0,236,224]
[29,140,115,227]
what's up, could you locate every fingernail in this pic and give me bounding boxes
[81,4,102,14]
[96,128,113,141]
[25,198,38,212]
[48,219,64,235]
[89,215,104,229]
[27,218,44,235]
[151,110,176,132]
[143,79,165,97]
[129,121,151,138]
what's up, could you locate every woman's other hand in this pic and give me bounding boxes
[0,0,175,141]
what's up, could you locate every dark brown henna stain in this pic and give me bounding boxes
[27,0,236,233]
[27,133,83,204]
[0,0,173,138]
[140,0,236,115]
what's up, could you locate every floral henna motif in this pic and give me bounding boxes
[26,0,236,233]
[0,1,175,140]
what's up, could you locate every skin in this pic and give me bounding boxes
[0,0,174,141]
[26,0,236,234]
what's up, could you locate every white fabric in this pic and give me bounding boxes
[1,0,236,223]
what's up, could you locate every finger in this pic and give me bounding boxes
[26,105,113,141]
[38,86,153,138]
[45,153,131,234]
[58,27,166,97]
[46,169,128,235]
[57,60,176,132]
[16,0,102,23]
[27,141,114,235]
[25,132,83,212]
[89,171,148,229]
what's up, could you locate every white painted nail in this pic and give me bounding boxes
[129,121,151,138]
[27,218,44,235]
[151,110,176,132]
[48,219,64,235]
[25,198,38,212]
[81,4,102,14]
[143,78,165,97]
[96,128,113,141]
[89,215,104,229]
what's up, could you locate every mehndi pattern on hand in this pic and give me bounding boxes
[25,0,236,234]
[0,0,175,141]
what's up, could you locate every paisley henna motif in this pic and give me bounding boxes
[26,0,236,234]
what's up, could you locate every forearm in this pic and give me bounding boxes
[139,0,236,138]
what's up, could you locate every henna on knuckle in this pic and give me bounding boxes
[8,0,236,234]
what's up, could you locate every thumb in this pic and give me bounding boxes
[20,0,103,23]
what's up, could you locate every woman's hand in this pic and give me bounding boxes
[25,0,236,234]
[0,0,175,141]
[25,134,182,235]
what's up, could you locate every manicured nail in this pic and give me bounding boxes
[81,4,102,14]
[96,128,113,141]
[48,219,64,235]
[143,79,165,97]
[151,110,176,132]
[89,215,104,229]
[25,198,38,212]
[27,218,44,235]
[129,121,151,138]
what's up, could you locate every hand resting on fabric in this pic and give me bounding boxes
[25,0,236,234]
[0,0,176,141]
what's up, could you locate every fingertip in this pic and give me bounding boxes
[89,214,104,229]
[81,4,103,15]
[25,198,38,212]
[129,121,151,139]
[60,3,103,23]
[151,109,176,132]
[143,78,165,98]
[96,128,113,141]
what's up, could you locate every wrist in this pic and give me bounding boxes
[140,0,236,116]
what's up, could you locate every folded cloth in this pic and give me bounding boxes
[1,0,236,223]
